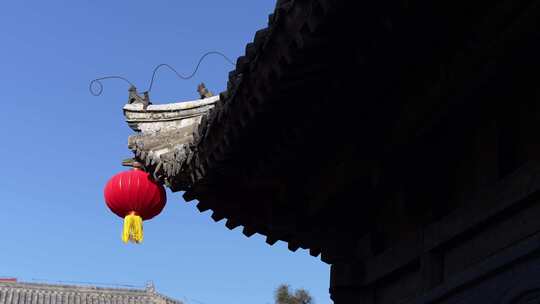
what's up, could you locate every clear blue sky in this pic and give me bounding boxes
[0,1,330,304]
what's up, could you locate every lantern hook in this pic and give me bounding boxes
[122,158,144,170]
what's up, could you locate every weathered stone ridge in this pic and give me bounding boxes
[123,95,219,185]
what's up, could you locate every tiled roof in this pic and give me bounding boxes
[123,0,343,259]
[121,0,540,266]
[124,0,335,189]
[179,0,338,187]
[0,282,182,304]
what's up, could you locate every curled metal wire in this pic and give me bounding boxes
[89,51,235,96]
[89,76,135,96]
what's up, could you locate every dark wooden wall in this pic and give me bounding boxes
[330,1,540,302]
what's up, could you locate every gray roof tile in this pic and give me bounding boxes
[0,283,181,304]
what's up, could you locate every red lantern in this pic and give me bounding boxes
[104,169,166,243]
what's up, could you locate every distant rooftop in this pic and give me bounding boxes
[0,280,182,304]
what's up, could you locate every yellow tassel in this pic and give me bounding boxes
[122,212,143,244]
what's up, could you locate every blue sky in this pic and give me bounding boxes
[0,1,329,304]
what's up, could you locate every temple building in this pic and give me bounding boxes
[121,0,540,303]
[0,280,182,304]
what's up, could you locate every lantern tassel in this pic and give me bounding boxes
[122,212,143,243]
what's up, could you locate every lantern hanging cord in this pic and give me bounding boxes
[89,51,235,96]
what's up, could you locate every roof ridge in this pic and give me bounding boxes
[151,290,183,304]
[0,281,184,304]
[0,281,149,294]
